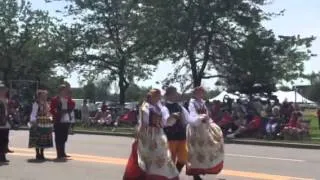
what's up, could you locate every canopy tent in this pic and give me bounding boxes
[273,90,315,104]
[210,91,239,102]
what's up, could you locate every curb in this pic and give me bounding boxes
[16,127,320,149]
[73,130,134,137]
[225,139,320,149]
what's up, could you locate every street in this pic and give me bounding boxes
[0,131,319,180]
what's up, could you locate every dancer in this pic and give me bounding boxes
[123,89,179,180]
[28,89,53,160]
[65,82,76,134]
[0,81,10,163]
[163,86,197,174]
[50,83,75,159]
[186,86,224,180]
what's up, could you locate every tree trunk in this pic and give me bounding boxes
[193,77,202,87]
[118,57,129,105]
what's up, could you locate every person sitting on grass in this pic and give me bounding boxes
[265,106,281,139]
[226,110,262,139]
[94,105,113,126]
[282,111,304,140]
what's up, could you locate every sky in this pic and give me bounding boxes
[30,0,320,89]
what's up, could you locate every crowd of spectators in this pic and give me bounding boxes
[208,96,311,140]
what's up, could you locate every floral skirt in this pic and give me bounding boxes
[28,118,53,149]
[123,127,179,180]
[186,122,224,176]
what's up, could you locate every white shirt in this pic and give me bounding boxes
[188,98,209,126]
[165,101,199,126]
[140,101,170,127]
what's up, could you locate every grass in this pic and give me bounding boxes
[303,109,320,140]
[72,110,320,144]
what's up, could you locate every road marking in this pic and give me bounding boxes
[12,148,305,163]
[226,153,305,162]
[222,170,314,180]
[8,148,315,180]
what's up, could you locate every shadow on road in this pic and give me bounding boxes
[0,162,9,166]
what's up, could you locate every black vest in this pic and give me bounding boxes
[163,103,186,141]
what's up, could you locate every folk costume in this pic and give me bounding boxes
[123,89,179,180]
[186,97,224,178]
[164,101,189,173]
[0,81,10,162]
[28,90,53,160]
[50,93,75,159]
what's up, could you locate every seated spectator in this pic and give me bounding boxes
[282,111,304,140]
[226,111,262,139]
[210,101,222,122]
[217,110,236,135]
[265,106,281,139]
[94,105,113,126]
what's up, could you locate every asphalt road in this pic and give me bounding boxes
[0,131,319,180]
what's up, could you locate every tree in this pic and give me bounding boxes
[125,84,150,102]
[138,0,273,87]
[0,0,71,92]
[83,81,96,102]
[221,28,315,94]
[138,1,315,90]
[49,0,162,105]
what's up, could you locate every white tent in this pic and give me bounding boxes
[273,90,315,104]
[210,91,239,102]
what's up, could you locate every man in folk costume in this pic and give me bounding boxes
[163,86,198,174]
[64,82,76,134]
[186,86,224,180]
[50,83,75,159]
[0,81,10,163]
[28,89,53,160]
[123,89,179,180]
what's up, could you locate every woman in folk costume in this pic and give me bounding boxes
[28,89,53,160]
[186,86,224,180]
[0,81,10,163]
[123,89,179,180]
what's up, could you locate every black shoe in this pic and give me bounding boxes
[7,149,14,153]
[36,154,42,160]
[0,154,9,163]
[193,175,202,180]
[63,154,71,158]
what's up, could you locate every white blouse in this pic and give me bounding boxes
[140,101,170,127]
[188,98,209,126]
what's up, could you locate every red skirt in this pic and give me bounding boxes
[186,161,224,176]
[123,140,145,180]
[123,140,180,180]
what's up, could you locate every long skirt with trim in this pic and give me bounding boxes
[123,127,179,180]
[28,116,53,148]
[186,122,224,176]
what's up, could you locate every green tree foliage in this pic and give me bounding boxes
[0,0,72,96]
[138,0,315,90]
[83,81,96,101]
[125,84,150,102]
[49,0,162,105]
[221,28,315,94]
[138,0,271,87]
